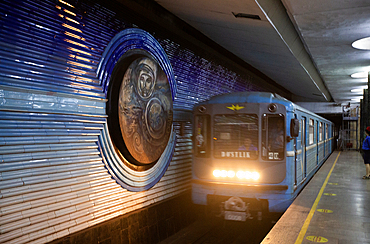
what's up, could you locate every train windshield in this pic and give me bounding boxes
[195,115,210,157]
[213,114,258,159]
[262,115,285,160]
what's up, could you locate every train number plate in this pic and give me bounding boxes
[224,211,246,221]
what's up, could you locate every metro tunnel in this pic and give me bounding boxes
[0,1,370,244]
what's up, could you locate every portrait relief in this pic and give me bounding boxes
[118,56,173,164]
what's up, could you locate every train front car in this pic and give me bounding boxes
[192,92,298,221]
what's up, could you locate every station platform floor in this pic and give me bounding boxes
[261,150,370,244]
[160,150,370,244]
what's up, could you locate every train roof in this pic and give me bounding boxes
[199,92,291,106]
[197,92,333,124]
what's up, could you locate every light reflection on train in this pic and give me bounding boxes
[192,92,334,221]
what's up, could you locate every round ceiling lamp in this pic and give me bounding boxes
[351,85,368,93]
[350,72,368,79]
[352,37,370,50]
[351,96,363,102]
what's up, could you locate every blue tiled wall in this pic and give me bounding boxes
[0,0,268,243]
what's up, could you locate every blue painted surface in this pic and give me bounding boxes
[191,92,334,213]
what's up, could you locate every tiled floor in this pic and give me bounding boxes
[262,150,370,244]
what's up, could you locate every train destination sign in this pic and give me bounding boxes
[221,151,251,158]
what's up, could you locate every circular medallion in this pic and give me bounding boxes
[100,28,176,191]
[118,56,173,165]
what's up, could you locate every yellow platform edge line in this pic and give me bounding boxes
[294,151,341,244]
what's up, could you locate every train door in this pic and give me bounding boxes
[293,115,298,186]
[324,123,326,156]
[319,122,324,161]
[323,123,325,156]
[301,117,307,179]
[316,120,319,165]
[325,124,328,156]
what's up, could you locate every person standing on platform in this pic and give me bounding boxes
[362,126,370,179]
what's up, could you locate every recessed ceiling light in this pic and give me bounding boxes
[351,96,363,102]
[351,86,368,93]
[350,71,369,79]
[352,37,370,50]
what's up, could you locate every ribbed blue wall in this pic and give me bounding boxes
[0,0,265,243]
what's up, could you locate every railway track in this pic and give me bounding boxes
[160,213,282,244]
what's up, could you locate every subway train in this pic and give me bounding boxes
[192,92,334,221]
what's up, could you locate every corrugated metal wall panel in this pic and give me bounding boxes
[0,0,266,243]
[168,48,259,109]
[0,81,190,243]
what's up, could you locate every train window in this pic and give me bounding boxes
[309,119,314,144]
[194,115,210,157]
[262,115,285,161]
[301,118,306,147]
[319,122,323,141]
[213,114,258,159]
[326,124,328,139]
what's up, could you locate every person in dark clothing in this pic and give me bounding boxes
[238,138,257,151]
[269,119,284,151]
[362,126,370,179]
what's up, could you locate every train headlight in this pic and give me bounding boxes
[251,172,260,180]
[213,170,260,180]
[227,170,235,178]
[236,171,245,179]
[213,170,221,177]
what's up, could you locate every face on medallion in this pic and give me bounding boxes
[137,59,156,98]
[118,56,173,165]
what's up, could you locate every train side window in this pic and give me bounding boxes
[309,119,314,145]
[319,122,323,141]
[262,115,285,160]
[301,118,306,147]
[325,124,328,139]
[316,120,319,143]
[194,115,210,157]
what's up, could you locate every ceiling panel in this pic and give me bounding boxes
[156,0,370,104]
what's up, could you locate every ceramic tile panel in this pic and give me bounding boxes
[0,0,267,243]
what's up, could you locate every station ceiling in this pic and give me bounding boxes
[154,0,370,104]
